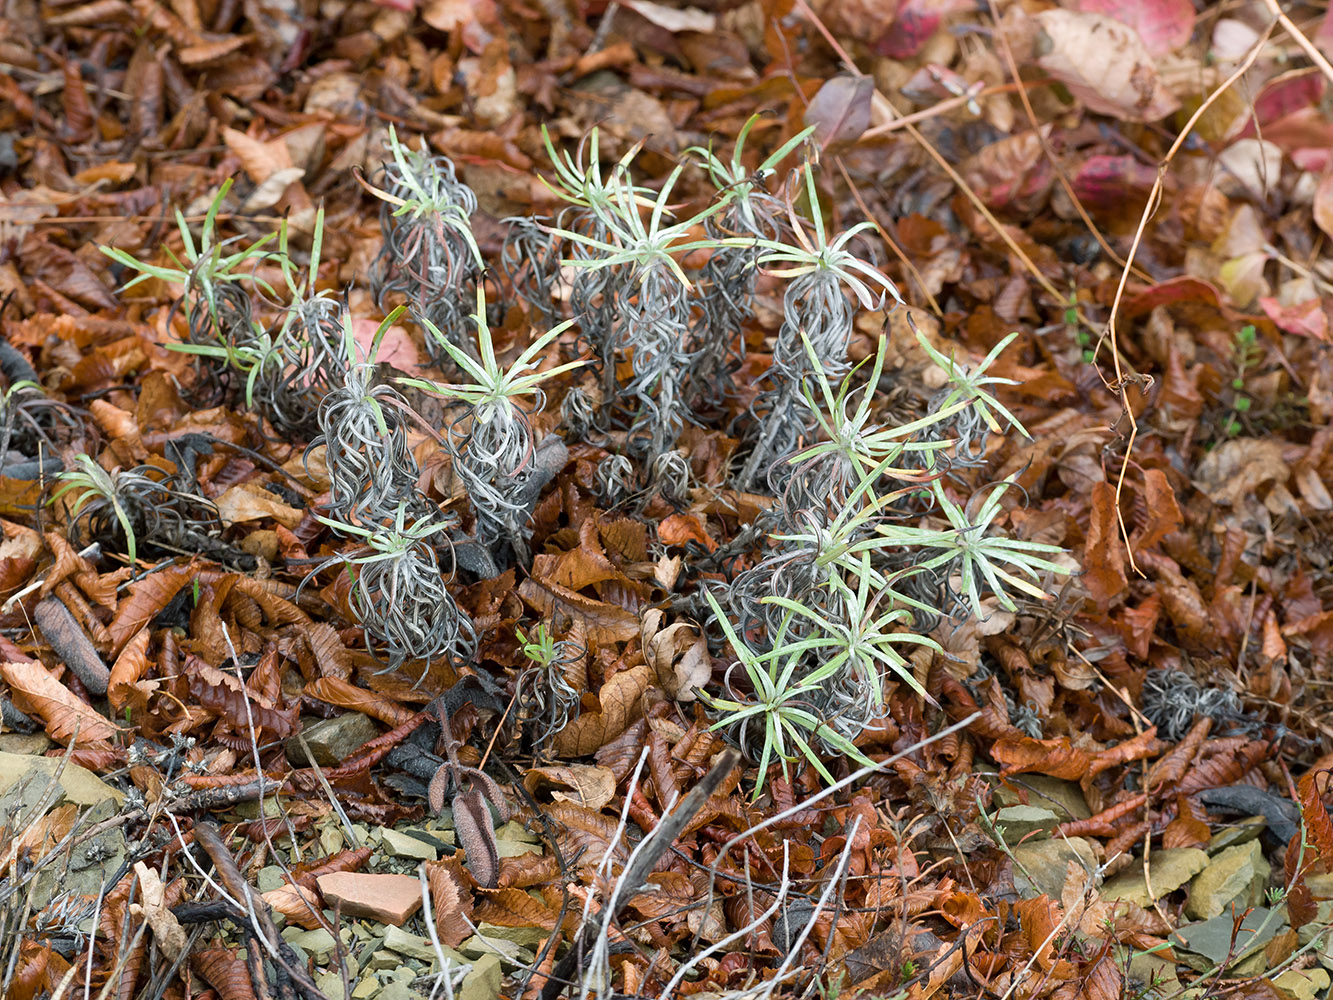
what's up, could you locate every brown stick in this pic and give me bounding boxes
[539,748,740,1000]
[192,822,328,1000]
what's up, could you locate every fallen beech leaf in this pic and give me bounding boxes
[215,483,304,529]
[657,512,716,552]
[523,763,618,811]
[1084,482,1128,608]
[426,858,474,947]
[620,0,714,33]
[131,863,187,963]
[0,659,119,744]
[1134,468,1182,553]
[262,882,324,929]
[641,610,709,702]
[991,736,1093,781]
[551,661,652,757]
[805,75,874,149]
[1032,9,1179,122]
[1318,169,1333,241]
[107,627,155,712]
[1194,438,1289,507]
[304,677,414,727]
[517,578,640,645]
[472,887,556,946]
[107,565,196,653]
[1077,0,1194,56]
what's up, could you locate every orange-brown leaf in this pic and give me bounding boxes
[304,677,413,728]
[1084,481,1128,607]
[107,565,195,653]
[191,947,257,1000]
[1299,770,1333,865]
[107,627,153,712]
[1,660,119,744]
[550,661,652,757]
[261,883,324,929]
[990,736,1093,781]
[1134,469,1182,553]
[426,858,475,947]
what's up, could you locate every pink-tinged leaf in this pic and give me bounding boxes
[1315,170,1333,240]
[1076,0,1194,56]
[804,75,874,149]
[353,317,422,370]
[1259,296,1330,342]
[1033,9,1179,122]
[876,0,970,58]
[1070,154,1158,210]
[959,130,1052,211]
[1121,276,1221,321]
[1319,7,1333,61]
[1237,68,1326,142]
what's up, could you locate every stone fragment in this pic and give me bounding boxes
[992,774,1091,822]
[459,934,531,966]
[286,713,380,767]
[992,805,1061,842]
[1208,816,1265,853]
[0,734,52,755]
[351,977,379,999]
[1170,906,1282,963]
[283,928,337,964]
[494,820,539,844]
[257,865,285,893]
[1010,837,1098,900]
[380,827,438,862]
[317,970,346,1000]
[1275,968,1330,1000]
[1100,848,1209,907]
[383,925,468,965]
[460,954,502,1000]
[475,922,548,947]
[0,750,122,813]
[1186,839,1270,920]
[317,872,423,926]
[495,840,541,858]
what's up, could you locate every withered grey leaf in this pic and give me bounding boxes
[454,788,500,889]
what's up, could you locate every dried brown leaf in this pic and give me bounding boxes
[1,660,118,744]
[551,661,652,757]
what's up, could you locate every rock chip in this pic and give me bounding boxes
[1100,848,1209,907]
[283,928,337,964]
[1275,968,1331,1000]
[0,750,123,815]
[383,925,467,965]
[1010,837,1098,899]
[287,713,380,767]
[1171,905,1282,963]
[460,953,502,1000]
[992,805,1061,842]
[379,827,438,861]
[992,774,1091,822]
[317,872,423,926]
[1186,839,1270,920]
[1208,816,1265,853]
[475,921,548,948]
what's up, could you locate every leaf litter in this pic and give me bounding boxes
[2,2,1333,1000]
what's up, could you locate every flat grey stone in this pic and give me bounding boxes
[1186,839,1270,920]
[992,774,1090,822]
[380,827,437,862]
[286,713,380,767]
[1208,816,1265,853]
[1101,848,1209,907]
[1011,837,1098,900]
[992,805,1062,842]
[1171,906,1283,963]
[459,954,502,1000]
